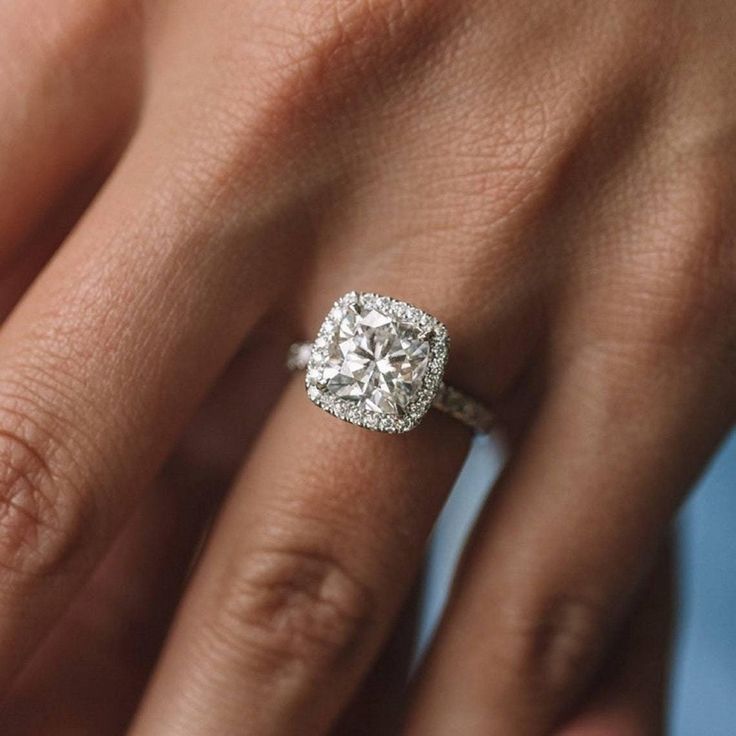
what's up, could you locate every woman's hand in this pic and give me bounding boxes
[0,1,734,733]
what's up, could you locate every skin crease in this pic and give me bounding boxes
[0,0,732,733]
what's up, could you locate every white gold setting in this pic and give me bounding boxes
[288,292,493,434]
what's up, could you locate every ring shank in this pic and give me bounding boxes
[287,341,493,434]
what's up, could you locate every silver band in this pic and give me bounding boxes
[287,341,494,434]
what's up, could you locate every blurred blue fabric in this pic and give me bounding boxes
[672,430,736,735]
[420,429,736,734]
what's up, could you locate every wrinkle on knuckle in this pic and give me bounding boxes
[269,0,450,74]
[0,398,86,581]
[495,593,609,697]
[2,352,117,481]
[211,545,374,677]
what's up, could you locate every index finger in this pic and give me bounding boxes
[0,106,293,693]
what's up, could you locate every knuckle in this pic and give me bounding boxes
[212,545,374,676]
[202,0,455,151]
[621,165,736,351]
[269,0,448,70]
[0,397,86,581]
[495,593,609,696]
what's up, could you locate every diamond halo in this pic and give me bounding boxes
[305,292,449,433]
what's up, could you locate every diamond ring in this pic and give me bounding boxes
[286,292,493,434]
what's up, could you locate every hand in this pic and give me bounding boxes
[0,1,733,733]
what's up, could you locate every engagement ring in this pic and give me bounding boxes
[287,292,493,434]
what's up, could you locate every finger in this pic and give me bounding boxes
[0,69,309,692]
[0,1,141,254]
[129,377,471,736]
[332,582,421,736]
[0,328,286,735]
[0,164,120,330]
[555,546,674,736]
[0,475,214,736]
[401,325,734,734]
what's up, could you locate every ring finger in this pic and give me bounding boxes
[129,367,473,735]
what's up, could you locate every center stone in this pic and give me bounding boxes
[321,304,430,416]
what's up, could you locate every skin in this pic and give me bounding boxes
[0,0,733,733]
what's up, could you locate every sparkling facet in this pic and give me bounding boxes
[320,303,430,416]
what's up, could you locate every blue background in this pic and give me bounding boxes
[421,429,736,734]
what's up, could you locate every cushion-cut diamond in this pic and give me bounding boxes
[320,303,430,416]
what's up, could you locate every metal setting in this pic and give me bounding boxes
[288,292,493,434]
